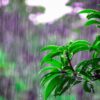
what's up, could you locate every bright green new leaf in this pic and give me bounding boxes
[68,40,90,54]
[39,66,60,75]
[41,45,59,52]
[68,40,89,51]
[79,9,97,14]
[85,20,100,26]
[71,46,89,54]
[41,51,61,65]
[47,59,62,69]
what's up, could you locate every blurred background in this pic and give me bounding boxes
[0,0,100,100]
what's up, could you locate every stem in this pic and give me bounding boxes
[66,52,75,72]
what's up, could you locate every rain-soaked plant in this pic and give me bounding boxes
[39,9,100,100]
[79,9,100,27]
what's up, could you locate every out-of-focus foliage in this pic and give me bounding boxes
[0,49,29,98]
[0,49,15,72]
[0,96,5,100]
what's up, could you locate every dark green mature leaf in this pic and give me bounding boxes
[83,81,94,93]
[40,73,52,86]
[76,58,100,72]
[79,9,97,14]
[80,71,92,81]
[60,78,75,95]
[87,13,100,19]
[85,20,100,26]
[73,80,81,85]
[44,75,60,100]
[41,72,60,86]
[97,25,100,28]
[90,65,100,72]
[54,78,69,96]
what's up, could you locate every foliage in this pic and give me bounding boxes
[0,49,28,93]
[0,96,5,100]
[79,9,100,28]
[39,9,100,100]
[15,79,28,92]
[0,49,15,71]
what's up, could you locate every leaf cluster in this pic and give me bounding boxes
[79,9,100,28]
[39,9,100,100]
[40,38,100,100]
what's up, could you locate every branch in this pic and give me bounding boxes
[66,52,75,72]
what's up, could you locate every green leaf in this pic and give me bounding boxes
[68,40,90,54]
[79,9,97,14]
[40,73,52,86]
[41,72,61,86]
[15,80,27,92]
[73,80,81,85]
[76,58,100,74]
[72,46,89,54]
[80,71,92,81]
[75,60,89,72]
[41,53,52,65]
[87,13,100,19]
[91,35,100,51]
[83,81,94,93]
[41,45,59,52]
[90,65,100,72]
[92,52,99,58]
[69,40,89,50]
[0,96,5,100]
[41,52,61,65]
[48,59,62,69]
[44,74,60,100]
[97,25,100,28]
[39,66,60,74]
[85,20,100,26]
[60,78,75,95]
[54,78,69,96]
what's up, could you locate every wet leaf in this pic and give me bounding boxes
[79,9,97,14]
[83,81,94,93]
[85,20,100,26]
[39,66,60,74]
[41,45,59,52]
[44,75,60,100]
